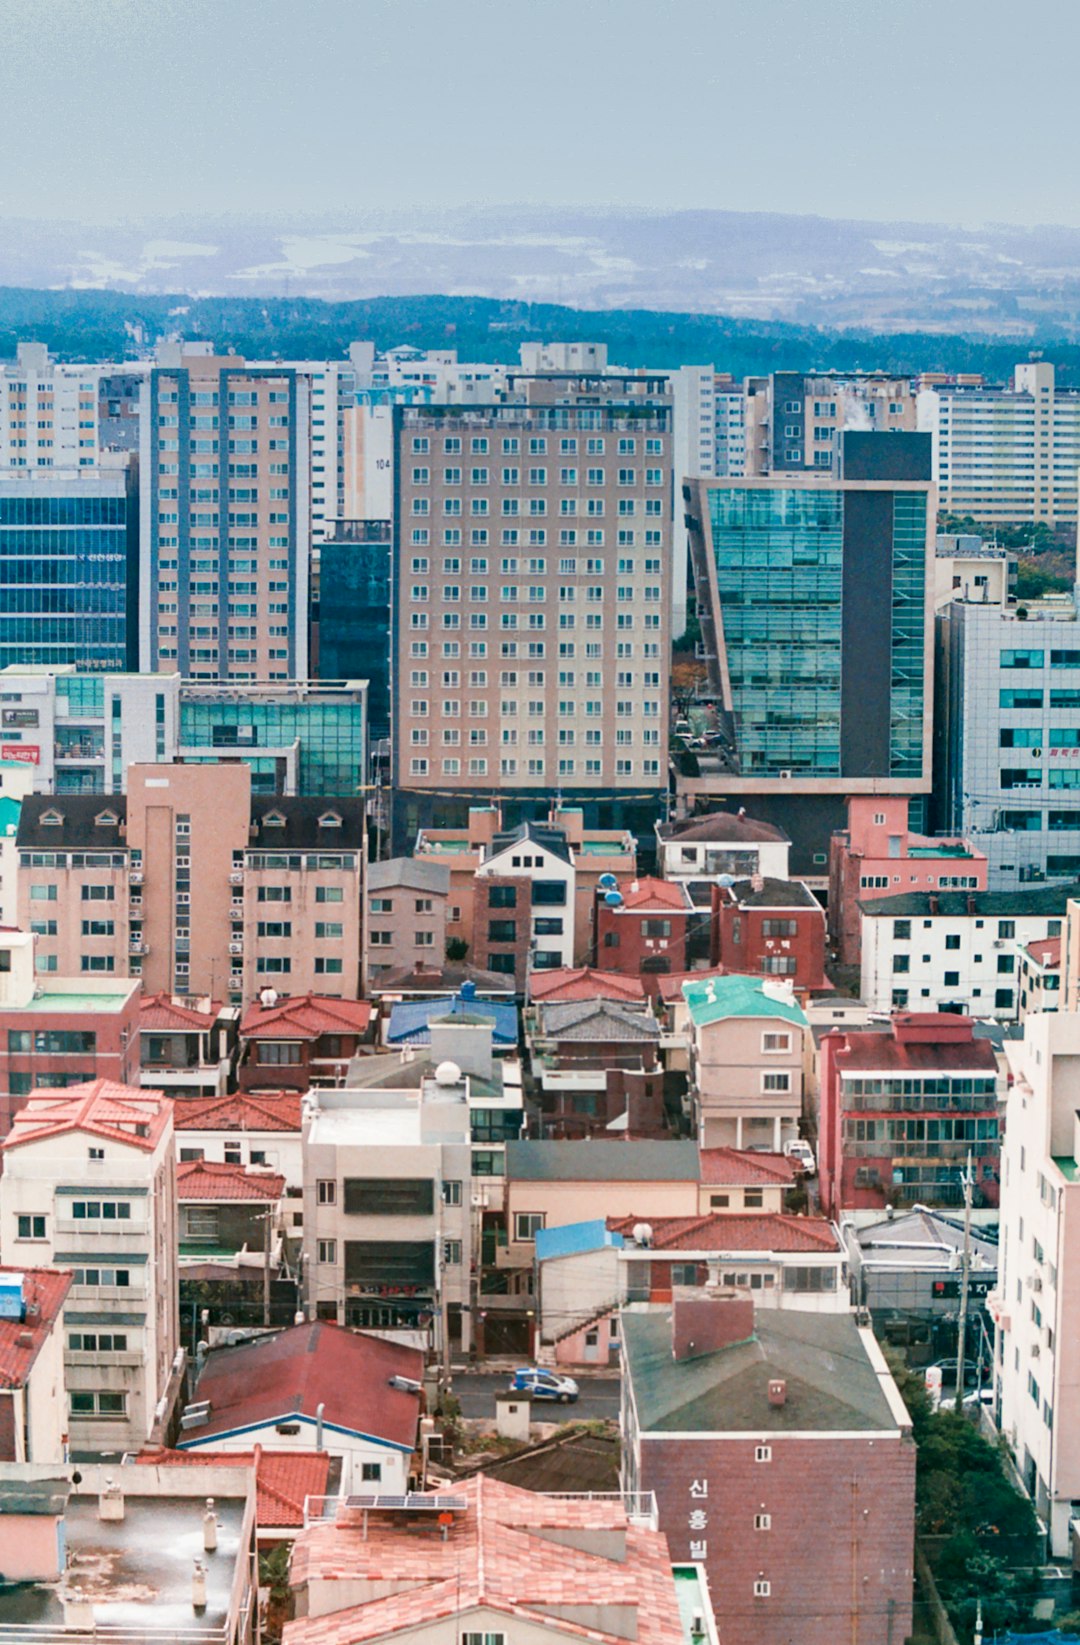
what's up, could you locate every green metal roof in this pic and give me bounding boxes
[681,974,807,1029]
[1053,1156,1079,1182]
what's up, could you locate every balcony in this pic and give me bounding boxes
[68,1282,148,1302]
[55,1216,149,1239]
[65,1347,146,1369]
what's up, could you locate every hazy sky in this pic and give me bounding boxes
[2,0,1078,228]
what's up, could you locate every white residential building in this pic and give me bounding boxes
[858,887,1072,1019]
[475,822,577,972]
[918,361,1080,527]
[0,343,103,470]
[302,1072,474,1352]
[994,1011,1080,1554]
[656,809,791,885]
[0,1079,178,1454]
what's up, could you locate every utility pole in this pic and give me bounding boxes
[955,1149,973,1414]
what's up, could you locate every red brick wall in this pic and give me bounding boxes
[595,908,689,997]
[474,877,532,989]
[0,994,141,1143]
[712,895,828,991]
[640,1431,915,1645]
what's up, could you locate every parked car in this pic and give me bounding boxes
[509,1368,580,1403]
[784,1138,817,1175]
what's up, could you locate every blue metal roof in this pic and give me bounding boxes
[535,1219,625,1263]
[386,989,518,1047]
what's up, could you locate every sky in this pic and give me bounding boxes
[2,0,1078,229]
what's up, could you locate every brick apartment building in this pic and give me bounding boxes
[0,929,140,1140]
[237,993,373,1092]
[595,877,694,994]
[16,767,364,1007]
[818,1012,1002,1215]
[621,1290,915,1645]
[709,876,827,993]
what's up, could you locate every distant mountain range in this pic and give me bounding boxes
[6,204,1080,339]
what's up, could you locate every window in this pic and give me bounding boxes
[444,1240,462,1265]
[16,1214,45,1240]
[182,1207,219,1243]
[71,1200,131,1221]
[442,1180,463,1206]
[755,1445,772,1462]
[487,884,517,908]
[761,1032,791,1053]
[317,1179,337,1205]
[753,1580,771,1598]
[69,1391,127,1418]
[515,1212,545,1241]
[755,1513,772,1531]
[761,1072,790,1093]
[361,1463,382,1483]
[317,1240,337,1263]
[316,886,344,903]
[68,1332,128,1352]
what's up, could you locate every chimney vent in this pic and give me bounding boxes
[768,1378,787,1407]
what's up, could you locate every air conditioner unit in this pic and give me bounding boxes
[1032,1275,1043,1291]
[1032,1344,1041,1358]
[229,871,243,885]
[471,1192,489,1209]
[229,941,243,956]
[993,940,1005,949]
[779,769,793,780]
[129,870,143,884]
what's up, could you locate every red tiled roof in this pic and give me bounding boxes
[0,1267,72,1390]
[656,967,726,1001]
[1025,936,1062,969]
[284,1474,682,1645]
[140,992,222,1030]
[136,1446,331,1528]
[177,1159,285,1201]
[174,1092,302,1134]
[665,810,788,844]
[240,994,372,1040]
[607,1211,840,1253]
[528,968,646,1004]
[182,1321,422,1451]
[697,1146,798,1186]
[1,1080,170,1154]
[614,876,693,913]
[833,1032,999,1074]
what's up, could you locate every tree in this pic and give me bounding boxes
[446,937,469,962]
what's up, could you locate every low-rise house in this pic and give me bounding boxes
[0,1079,178,1455]
[1018,934,1061,1018]
[0,930,141,1141]
[858,883,1074,1019]
[367,959,514,1003]
[384,981,517,1053]
[527,998,664,1140]
[845,1208,998,1349]
[178,1319,422,1494]
[527,966,646,1006]
[136,1445,333,1545]
[139,993,238,1097]
[415,803,636,973]
[238,993,373,1092]
[365,857,450,987]
[819,1013,1003,1216]
[0,1460,257,1645]
[0,1266,71,1462]
[696,1147,797,1215]
[621,1291,915,1645]
[472,821,577,985]
[656,809,791,884]
[177,1159,287,1265]
[302,1074,473,1352]
[175,1091,304,1190]
[285,1476,686,1645]
[710,877,828,994]
[537,1212,847,1365]
[829,796,987,967]
[595,877,695,994]
[683,974,810,1152]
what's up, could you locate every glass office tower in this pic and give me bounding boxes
[0,468,137,671]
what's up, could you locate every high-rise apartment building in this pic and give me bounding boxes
[0,343,103,469]
[743,371,917,477]
[391,372,673,846]
[684,432,935,871]
[139,344,310,680]
[918,361,1080,526]
[0,467,138,672]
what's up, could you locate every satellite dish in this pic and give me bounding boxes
[598,873,618,889]
[632,1223,653,1247]
[604,891,623,907]
[716,874,735,888]
[435,1060,462,1086]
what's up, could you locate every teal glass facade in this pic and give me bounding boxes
[179,695,365,796]
[708,487,844,774]
[706,482,927,781]
[0,491,134,671]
